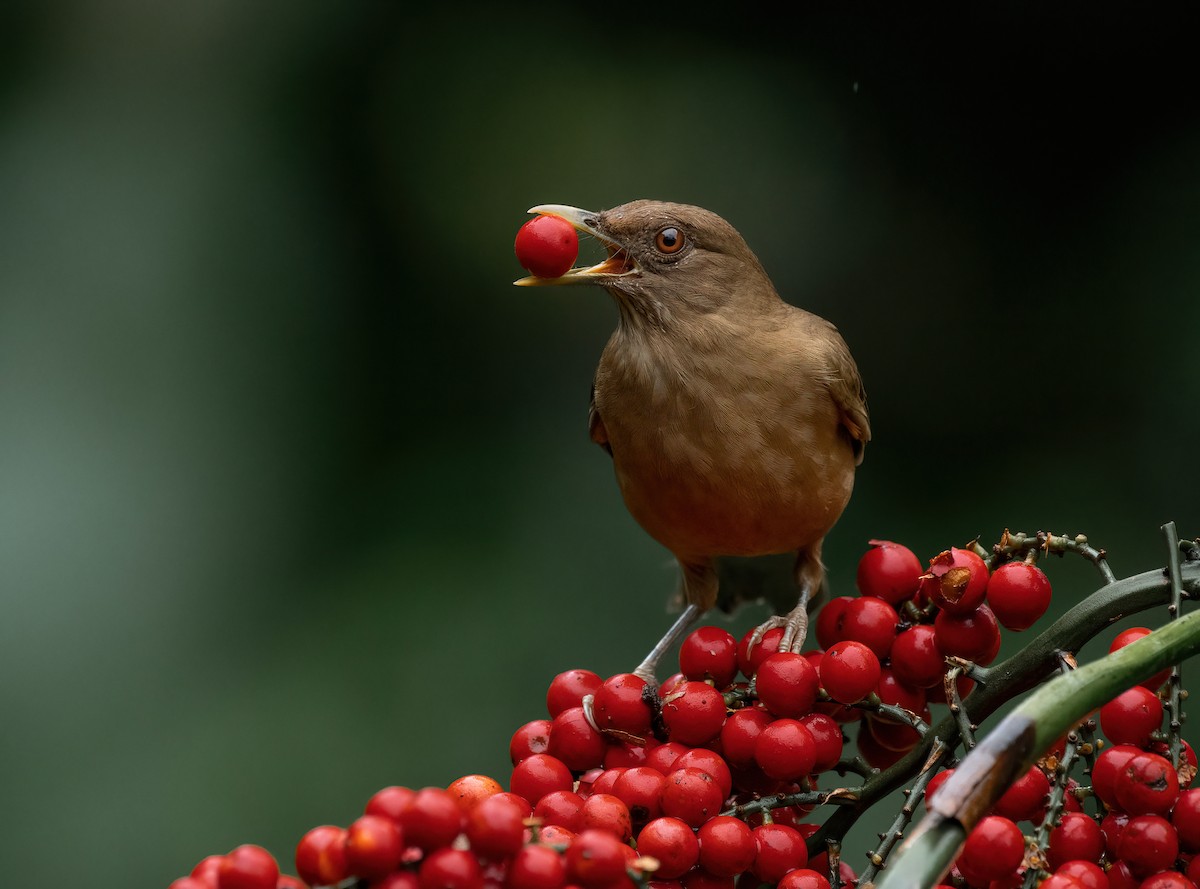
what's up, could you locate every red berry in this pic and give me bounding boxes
[534,789,585,832]
[815,597,854,651]
[511,754,575,806]
[820,641,882,704]
[875,667,926,716]
[986,561,1052,631]
[191,855,225,887]
[1048,812,1105,870]
[955,816,1024,885]
[673,748,734,801]
[1100,686,1163,747]
[921,548,989,615]
[580,792,633,841]
[680,626,739,689]
[1115,751,1180,816]
[1054,861,1106,889]
[864,709,927,754]
[217,846,278,889]
[890,625,946,689]
[1138,873,1197,889]
[565,829,629,888]
[612,766,668,827]
[839,597,901,659]
[721,707,774,768]
[645,741,690,774]
[1118,815,1179,878]
[510,720,553,764]
[661,681,727,746]
[737,627,787,679]
[446,775,504,812]
[508,844,567,889]
[515,215,579,279]
[1092,744,1144,808]
[637,817,700,879]
[778,869,833,889]
[604,742,648,770]
[697,816,756,876]
[756,652,821,718]
[589,766,625,797]
[592,673,653,738]
[372,874,420,889]
[993,765,1050,822]
[856,721,906,770]
[751,822,809,882]
[549,706,608,771]
[856,540,923,605]
[754,718,817,780]
[1176,788,1200,852]
[925,769,953,809]
[798,712,844,772]
[345,815,404,879]
[661,767,725,827]
[1108,861,1140,889]
[466,793,527,861]
[399,787,466,852]
[933,605,1001,665]
[295,826,349,887]
[171,880,214,889]
[419,847,483,889]
[547,669,604,718]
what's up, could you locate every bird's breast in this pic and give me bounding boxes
[594,328,856,562]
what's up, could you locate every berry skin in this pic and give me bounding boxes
[217,845,278,889]
[547,669,604,717]
[1115,751,1180,816]
[661,767,725,828]
[580,792,633,842]
[612,766,668,827]
[721,707,774,768]
[820,641,882,704]
[815,597,854,651]
[345,815,405,880]
[751,823,809,883]
[515,215,579,279]
[398,787,467,852]
[697,815,757,876]
[1048,812,1105,871]
[955,816,1024,885]
[924,769,954,809]
[1118,815,1179,878]
[1139,874,1198,889]
[992,765,1050,823]
[510,720,553,765]
[680,626,739,689]
[465,793,527,861]
[1054,861,1107,889]
[507,844,567,889]
[673,748,734,801]
[798,712,844,773]
[1091,744,1144,809]
[592,673,653,737]
[737,627,787,679]
[191,855,225,887]
[1110,628,1172,691]
[446,774,503,812]
[755,652,820,718]
[889,624,946,689]
[534,789,585,832]
[856,540,923,605]
[921,547,989,615]
[549,706,608,771]
[778,869,833,889]
[1100,686,1164,747]
[565,829,629,888]
[839,597,901,660]
[419,847,483,889]
[754,718,817,780]
[933,604,1001,665]
[170,880,212,889]
[511,754,575,806]
[295,825,349,887]
[661,681,727,746]
[637,817,700,879]
[986,561,1052,631]
[1174,788,1200,852]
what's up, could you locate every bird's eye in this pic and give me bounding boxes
[654,226,685,254]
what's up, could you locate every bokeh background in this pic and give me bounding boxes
[3,4,1198,886]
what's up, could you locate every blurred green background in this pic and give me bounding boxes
[3,4,1197,886]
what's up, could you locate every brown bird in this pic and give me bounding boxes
[515,200,870,681]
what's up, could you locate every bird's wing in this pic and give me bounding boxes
[588,384,613,456]
[824,327,871,466]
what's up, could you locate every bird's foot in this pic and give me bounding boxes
[631,602,702,688]
[748,603,810,657]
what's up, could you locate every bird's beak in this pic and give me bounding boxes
[514,204,639,287]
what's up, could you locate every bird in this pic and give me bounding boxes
[514,200,870,681]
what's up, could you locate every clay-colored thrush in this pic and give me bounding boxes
[515,200,870,679]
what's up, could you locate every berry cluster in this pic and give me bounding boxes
[170,535,1196,889]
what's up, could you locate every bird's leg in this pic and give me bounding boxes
[632,602,702,684]
[747,585,813,655]
[747,545,827,656]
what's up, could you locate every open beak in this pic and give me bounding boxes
[514,204,639,287]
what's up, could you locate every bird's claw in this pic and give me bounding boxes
[747,608,810,661]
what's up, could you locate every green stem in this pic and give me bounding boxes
[875,603,1200,889]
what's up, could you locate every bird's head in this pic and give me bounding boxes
[514,200,778,328]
